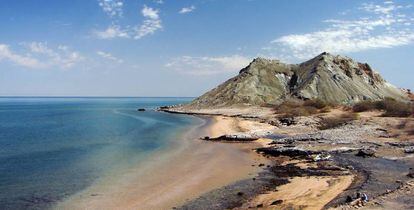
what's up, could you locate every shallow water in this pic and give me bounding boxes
[0,97,197,210]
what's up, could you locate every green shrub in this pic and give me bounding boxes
[353,98,413,117]
[318,113,359,130]
[274,99,332,117]
[352,100,381,112]
[304,99,329,109]
[381,98,413,117]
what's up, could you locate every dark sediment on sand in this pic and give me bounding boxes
[177,148,414,210]
[326,153,413,208]
[177,155,344,209]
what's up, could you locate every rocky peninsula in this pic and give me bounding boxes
[161,53,414,209]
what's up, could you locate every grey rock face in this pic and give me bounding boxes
[186,53,408,108]
[292,53,406,104]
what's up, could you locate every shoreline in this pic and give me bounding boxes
[178,115,355,210]
[55,114,268,210]
[55,106,414,210]
[162,106,414,209]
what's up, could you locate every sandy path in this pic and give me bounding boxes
[55,116,266,210]
[247,175,353,210]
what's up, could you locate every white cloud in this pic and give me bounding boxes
[360,1,403,15]
[93,5,162,40]
[134,5,162,39]
[179,6,196,14]
[142,5,159,19]
[98,0,123,18]
[97,51,123,63]
[0,44,44,68]
[267,1,414,60]
[165,55,251,75]
[0,42,83,69]
[94,25,129,39]
[154,0,163,4]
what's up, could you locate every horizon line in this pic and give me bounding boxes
[0,96,196,98]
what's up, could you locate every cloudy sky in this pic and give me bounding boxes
[1,0,413,96]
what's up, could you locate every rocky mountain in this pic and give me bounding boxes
[186,52,408,108]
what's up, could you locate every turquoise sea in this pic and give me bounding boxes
[0,97,198,210]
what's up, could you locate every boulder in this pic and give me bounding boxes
[279,117,296,126]
[356,148,376,157]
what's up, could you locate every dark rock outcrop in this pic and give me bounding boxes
[201,134,258,142]
[356,148,376,157]
[257,146,314,158]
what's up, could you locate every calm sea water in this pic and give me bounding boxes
[0,97,198,210]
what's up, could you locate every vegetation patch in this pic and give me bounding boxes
[318,113,359,130]
[352,100,383,112]
[381,99,413,117]
[274,99,331,117]
[352,98,413,117]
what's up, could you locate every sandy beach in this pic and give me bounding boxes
[55,109,414,210]
[55,115,268,210]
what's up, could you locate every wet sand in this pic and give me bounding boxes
[55,116,267,210]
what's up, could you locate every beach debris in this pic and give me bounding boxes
[137,108,146,111]
[347,192,369,206]
[311,153,331,162]
[356,148,376,157]
[361,193,368,202]
[404,146,414,154]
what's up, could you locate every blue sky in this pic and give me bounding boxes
[0,0,413,96]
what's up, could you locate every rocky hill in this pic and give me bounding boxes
[185,52,408,108]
